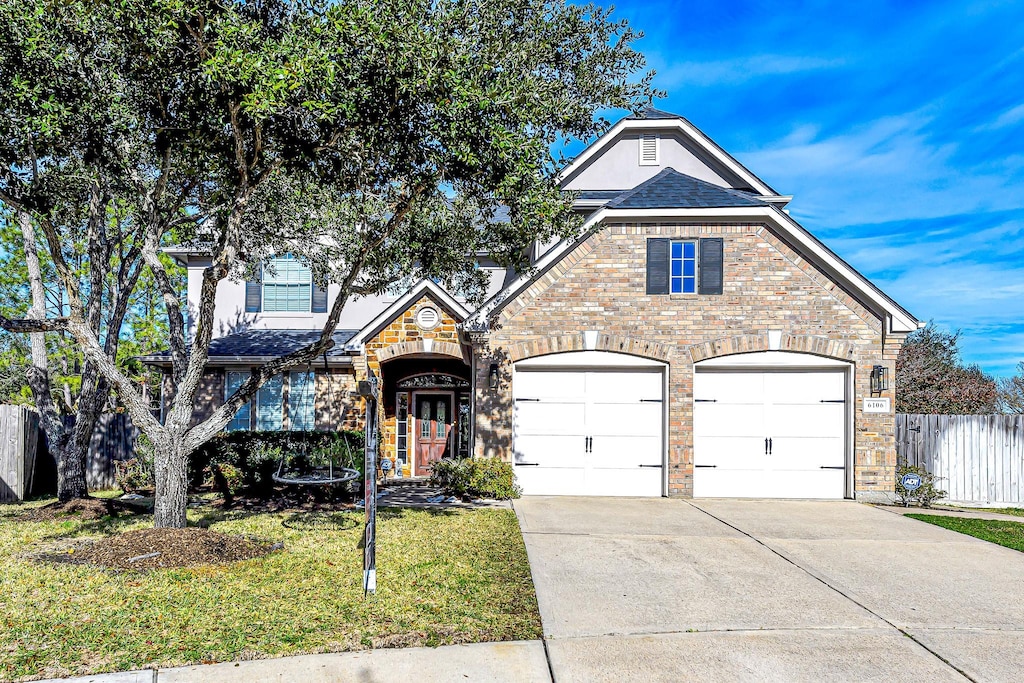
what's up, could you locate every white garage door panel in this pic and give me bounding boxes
[515,402,586,436]
[588,403,662,437]
[767,403,844,438]
[694,403,765,437]
[694,372,765,403]
[515,371,587,399]
[514,435,586,468]
[694,368,847,499]
[765,371,844,402]
[587,467,663,498]
[513,365,664,497]
[695,468,845,499]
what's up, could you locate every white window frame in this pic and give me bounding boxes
[669,239,698,294]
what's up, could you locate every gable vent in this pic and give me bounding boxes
[639,133,659,165]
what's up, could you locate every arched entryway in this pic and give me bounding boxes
[380,356,471,478]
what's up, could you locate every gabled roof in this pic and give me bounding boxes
[465,204,921,335]
[625,107,683,120]
[607,168,768,210]
[559,107,784,199]
[139,329,359,367]
[345,278,470,350]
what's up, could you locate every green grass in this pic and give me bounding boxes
[0,498,540,681]
[906,514,1024,553]
[941,505,1024,518]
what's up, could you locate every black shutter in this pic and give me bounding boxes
[311,282,328,313]
[245,270,262,312]
[699,238,724,295]
[646,238,670,295]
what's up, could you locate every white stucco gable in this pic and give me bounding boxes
[559,109,790,207]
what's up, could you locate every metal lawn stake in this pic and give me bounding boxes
[360,368,380,595]
[900,471,922,507]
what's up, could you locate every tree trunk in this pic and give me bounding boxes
[153,436,189,528]
[19,211,89,501]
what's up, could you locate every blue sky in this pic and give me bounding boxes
[580,0,1024,377]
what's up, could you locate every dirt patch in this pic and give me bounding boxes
[18,497,139,522]
[38,527,278,570]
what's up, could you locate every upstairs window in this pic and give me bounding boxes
[646,237,723,295]
[670,241,697,294]
[245,256,328,313]
[263,256,311,312]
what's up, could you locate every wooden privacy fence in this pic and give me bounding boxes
[64,413,140,490]
[896,414,1024,505]
[0,405,40,502]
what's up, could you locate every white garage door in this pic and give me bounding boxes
[693,369,847,499]
[513,367,664,496]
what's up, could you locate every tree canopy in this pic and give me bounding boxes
[896,323,1000,414]
[0,0,659,526]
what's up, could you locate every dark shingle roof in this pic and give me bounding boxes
[625,107,683,120]
[142,329,359,365]
[606,168,768,210]
[575,190,626,201]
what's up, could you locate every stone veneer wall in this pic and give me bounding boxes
[473,222,906,498]
[362,295,468,466]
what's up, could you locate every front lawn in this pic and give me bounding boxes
[942,505,1024,518]
[0,498,540,681]
[906,514,1024,553]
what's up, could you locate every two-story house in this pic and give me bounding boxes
[147,108,920,500]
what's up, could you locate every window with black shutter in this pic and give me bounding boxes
[645,237,724,295]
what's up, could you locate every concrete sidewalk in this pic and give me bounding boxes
[37,640,551,683]
[874,504,1024,522]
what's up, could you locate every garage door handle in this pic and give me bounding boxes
[769,438,772,455]
[517,462,540,466]
[695,464,717,468]
[765,438,769,455]
[638,464,662,468]
[820,466,845,470]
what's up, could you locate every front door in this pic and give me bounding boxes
[415,394,453,476]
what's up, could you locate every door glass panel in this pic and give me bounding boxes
[420,401,431,438]
[436,401,446,439]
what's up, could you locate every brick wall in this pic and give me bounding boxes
[473,222,906,497]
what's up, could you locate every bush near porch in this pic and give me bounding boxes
[0,497,540,681]
[429,458,522,500]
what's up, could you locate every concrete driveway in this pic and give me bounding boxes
[515,497,1024,682]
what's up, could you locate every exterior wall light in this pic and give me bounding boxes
[870,365,889,396]
[488,363,500,390]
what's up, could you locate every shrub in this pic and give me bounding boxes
[429,457,521,500]
[188,430,365,494]
[116,434,156,492]
[895,464,946,508]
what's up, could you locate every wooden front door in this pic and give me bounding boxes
[415,394,452,476]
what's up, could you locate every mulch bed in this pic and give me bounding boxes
[38,528,279,570]
[17,497,137,522]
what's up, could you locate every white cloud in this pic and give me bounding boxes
[656,55,846,88]
[974,103,1024,131]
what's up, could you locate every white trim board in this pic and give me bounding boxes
[696,351,852,369]
[516,350,667,369]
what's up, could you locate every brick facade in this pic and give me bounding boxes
[472,222,906,498]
